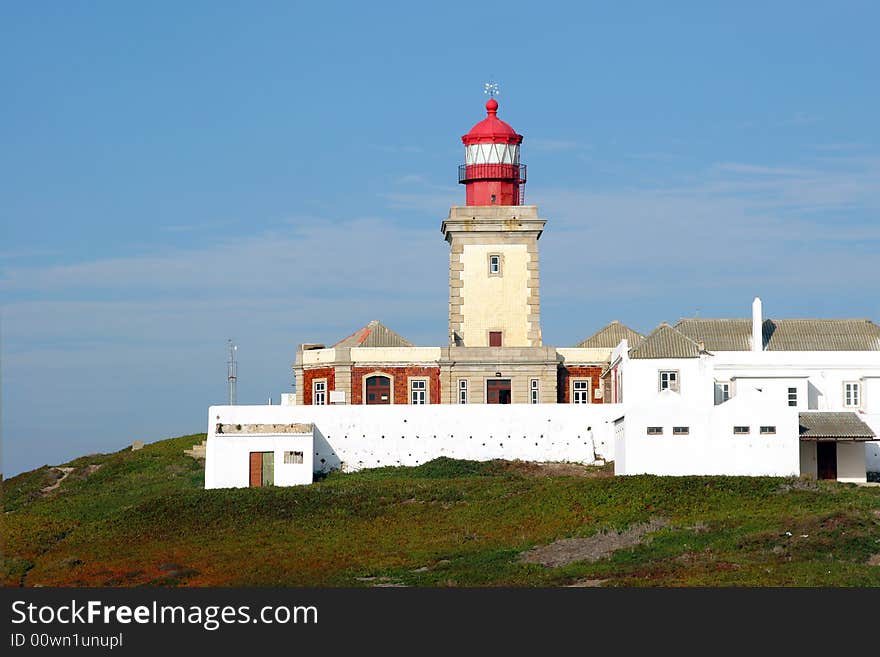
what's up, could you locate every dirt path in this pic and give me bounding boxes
[40,467,75,495]
[520,518,669,567]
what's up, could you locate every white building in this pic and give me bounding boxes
[610,298,880,482]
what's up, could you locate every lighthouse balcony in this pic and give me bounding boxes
[458,163,527,185]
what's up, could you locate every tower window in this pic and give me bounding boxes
[490,194,497,204]
[488,254,502,276]
[489,331,502,347]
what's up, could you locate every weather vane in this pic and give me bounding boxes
[483,80,500,97]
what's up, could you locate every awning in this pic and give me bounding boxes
[798,412,876,442]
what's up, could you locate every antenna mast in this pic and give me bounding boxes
[227,339,237,405]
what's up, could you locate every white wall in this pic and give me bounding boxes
[206,404,624,482]
[616,390,800,477]
[864,414,880,473]
[799,442,817,479]
[837,442,867,483]
[205,431,314,489]
[623,356,715,408]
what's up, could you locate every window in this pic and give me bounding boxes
[410,379,427,405]
[844,382,861,408]
[313,379,326,406]
[733,426,750,435]
[488,254,502,276]
[673,426,689,435]
[787,387,797,407]
[530,378,539,404]
[659,370,679,392]
[760,426,776,435]
[647,426,663,435]
[572,379,590,404]
[458,379,468,404]
[284,451,304,464]
[489,331,503,347]
[714,382,730,405]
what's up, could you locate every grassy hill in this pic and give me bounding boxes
[3,433,880,587]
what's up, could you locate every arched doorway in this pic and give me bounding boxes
[365,375,392,404]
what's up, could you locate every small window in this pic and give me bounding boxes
[673,426,689,435]
[787,387,797,407]
[714,382,730,405]
[760,426,776,435]
[647,426,663,435]
[488,254,502,276]
[458,379,468,404]
[489,331,503,347]
[659,370,679,392]
[844,382,861,408]
[410,379,427,405]
[284,451,304,464]
[530,378,539,404]
[313,379,326,406]
[572,379,590,404]
[733,426,750,435]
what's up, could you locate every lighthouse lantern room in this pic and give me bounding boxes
[459,97,527,206]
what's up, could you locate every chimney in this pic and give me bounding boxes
[752,297,763,352]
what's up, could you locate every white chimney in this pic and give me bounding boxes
[752,297,763,352]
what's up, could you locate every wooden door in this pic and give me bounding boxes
[249,452,274,486]
[817,442,837,480]
[249,452,262,487]
[261,451,274,486]
[365,375,391,404]
[487,379,512,404]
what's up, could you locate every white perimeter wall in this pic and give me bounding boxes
[207,404,624,481]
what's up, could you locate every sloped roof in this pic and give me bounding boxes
[674,318,880,352]
[675,318,753,351]
[629,323,704,359]
[764,319,880,351]
[576,320,643,348]
[333,320,414,348]
[798,412,876,441]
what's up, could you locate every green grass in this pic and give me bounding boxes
[3,434,880,587]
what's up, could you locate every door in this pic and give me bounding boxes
[487,379,512,404]
[817,442,837,480]
[365,375,391,404]
[249,451,275,487]
[249,452,262,487]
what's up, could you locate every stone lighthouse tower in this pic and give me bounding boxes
[441,96,546,349]
[439,94,556,404]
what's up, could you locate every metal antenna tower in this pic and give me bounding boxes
[227,339,238,405]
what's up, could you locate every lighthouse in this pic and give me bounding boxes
[459,97,527,206]
[441,94,546,350]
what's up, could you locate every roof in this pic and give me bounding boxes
[629,323,705,359]
[332,320,414,349]
[798,412,876,441]
[462,99,522,145]
[674,318,880,352]
[576,320,643,349]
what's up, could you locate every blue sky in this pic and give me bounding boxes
[2,1,879,476]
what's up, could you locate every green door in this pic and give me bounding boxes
[261,451,274,486]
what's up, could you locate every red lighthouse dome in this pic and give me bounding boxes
[459,98,527,206]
